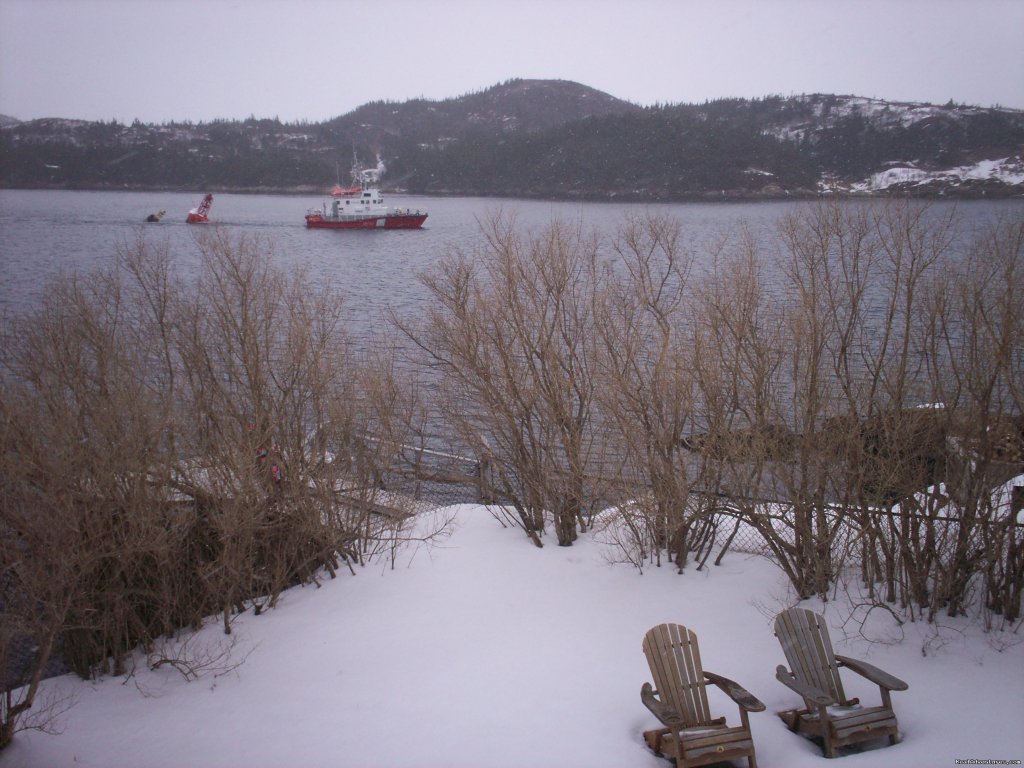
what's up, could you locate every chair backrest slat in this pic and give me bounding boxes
[774,608,847,704]
[643,623,713,727]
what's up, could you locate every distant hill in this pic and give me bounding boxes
[0,114,20,128]
[331,79,641,141]
[1,80,1022,199]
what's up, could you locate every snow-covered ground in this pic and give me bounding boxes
[4,504,1023,768]
[848,156,1024,193]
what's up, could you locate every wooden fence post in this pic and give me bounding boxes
[476,456,495,504]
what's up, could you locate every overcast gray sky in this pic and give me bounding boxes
[2,0,1022,124]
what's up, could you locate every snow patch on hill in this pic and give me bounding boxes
[819,155,1024,193]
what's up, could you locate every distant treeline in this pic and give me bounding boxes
[2,84,1022,198]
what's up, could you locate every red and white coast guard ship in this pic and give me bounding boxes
[305,158,427,230]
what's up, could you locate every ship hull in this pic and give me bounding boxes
[305,213,427,230]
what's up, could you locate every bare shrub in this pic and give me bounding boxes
[1,228,445,748]
[1,254,182,741]
[686,201,1022,615]
[593,212,722,571]
[404,212,610,546]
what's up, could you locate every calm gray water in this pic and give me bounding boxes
[1,189,1020,333]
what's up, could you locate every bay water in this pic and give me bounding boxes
[2,188,1020,353]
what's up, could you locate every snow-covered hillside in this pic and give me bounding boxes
[765,94,1024,196]
[4,505,1022,768]
[824,155,1024,194]
[768,94,1013,140]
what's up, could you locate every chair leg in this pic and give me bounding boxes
[643,727,668,755]
[823,733,837,759]
[748,750,758,768]
[778,709,801,731]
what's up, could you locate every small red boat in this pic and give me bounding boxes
[187,193,213,224]
[305,158,427,230]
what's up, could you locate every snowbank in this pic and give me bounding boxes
[4,505,1022,767]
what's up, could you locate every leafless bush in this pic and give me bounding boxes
[593,212,724,571]
[919,213,1023,622]
[0,672,74,750]
[403,212,612,546]
[401,202,1020,619]
[0,228,447,749]
[144,629,251,685]
[684,200,1022,616]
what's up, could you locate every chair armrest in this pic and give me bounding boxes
[641,682,685,729]
[775,665,834,706]
[704,670,766,712]
[835,654,908,692]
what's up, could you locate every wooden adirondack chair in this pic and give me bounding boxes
[773,607,909,758]
[641,623,765,768]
